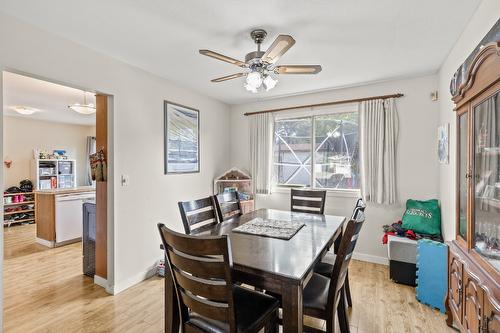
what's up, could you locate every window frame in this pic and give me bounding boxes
[272,104,361,197]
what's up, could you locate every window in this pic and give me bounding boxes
[273,109,359,190]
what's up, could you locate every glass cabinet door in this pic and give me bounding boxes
[473,90,500,272]
[458,113,469,241]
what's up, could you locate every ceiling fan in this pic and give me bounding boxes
[199,29,322,93]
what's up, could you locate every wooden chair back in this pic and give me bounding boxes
[214,192,242,222]
[157,223,237,332]
[326,210,365,331]
[290,189,327,214]
[178,197,218,234]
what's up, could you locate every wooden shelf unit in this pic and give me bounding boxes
[3,192,36,227]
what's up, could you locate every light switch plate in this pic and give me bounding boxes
[121,174,129,186]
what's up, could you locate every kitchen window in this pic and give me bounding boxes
[273,106,360,191]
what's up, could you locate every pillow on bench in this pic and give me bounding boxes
[402,199,441,236]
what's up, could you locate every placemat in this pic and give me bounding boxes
[232,217,305,240]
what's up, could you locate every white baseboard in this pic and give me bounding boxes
[94,275,108,289]
[109,264,158,295]
[352,252,389,266]
[36,237,54,248]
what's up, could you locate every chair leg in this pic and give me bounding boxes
[264,309,280,333]
[337,289,350,333]
[345,272,352,307]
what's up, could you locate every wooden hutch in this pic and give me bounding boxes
[446,41,500,332]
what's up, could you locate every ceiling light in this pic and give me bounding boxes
[244,70,278,93]
[69,91,96,114]
[12,106,39,115]
[263,75,278,91]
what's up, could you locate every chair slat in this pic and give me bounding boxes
[173,268,228,302]
[220,202,240,215]
[163,229,228,257]
[188,209,217,225]
[182,197,214,212]
[292,189,326,198]
[167,248,226,279]
[179,289,230,322]
[292,199,324,208]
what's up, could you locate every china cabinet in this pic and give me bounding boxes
[446,41,500,333]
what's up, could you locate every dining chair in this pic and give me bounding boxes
[178,197,219,234]
[214,191,242,222]
[314,198,366,308]
[290,189,327,214]
[303,209,366,333]
[157,223,280,333]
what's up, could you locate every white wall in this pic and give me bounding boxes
[438,0,500,241]
[0,12,231,297]
[230,75,440,262]
[3,116,95,188]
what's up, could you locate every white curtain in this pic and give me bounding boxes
[250,113,273,194]
[360,98,399,204]
[85,136,97,186]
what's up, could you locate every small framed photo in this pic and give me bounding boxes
[438,123,449,164]
[164,101,200,174]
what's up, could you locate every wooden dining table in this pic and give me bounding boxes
[164,208,346,333]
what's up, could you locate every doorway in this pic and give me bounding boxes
[1,70,112,330]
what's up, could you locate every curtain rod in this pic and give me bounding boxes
[243,93,404,116]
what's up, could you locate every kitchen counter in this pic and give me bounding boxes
[35,186,95,195]
[35,187,96,247]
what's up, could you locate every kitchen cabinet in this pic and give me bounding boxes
[35,187,95,247]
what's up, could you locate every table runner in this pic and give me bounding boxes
[232,217,305,240]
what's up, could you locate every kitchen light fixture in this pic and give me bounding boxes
[12,106,39,115]
[68,91,96,114]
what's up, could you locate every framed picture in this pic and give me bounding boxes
[438,123,449,164]
[164,101,200,174]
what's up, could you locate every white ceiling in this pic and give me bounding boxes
[0,0,481,104]
[3,71,96,126]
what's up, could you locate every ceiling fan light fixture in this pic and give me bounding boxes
[246,71,263,88]
[263,75,278,91]
[200,29,321,93]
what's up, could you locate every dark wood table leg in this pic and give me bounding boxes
[281,283,303,333]
[164,257,179,333]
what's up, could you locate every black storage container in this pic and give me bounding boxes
[83,202,96,277]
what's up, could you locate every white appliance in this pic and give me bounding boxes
[55,192,95,244]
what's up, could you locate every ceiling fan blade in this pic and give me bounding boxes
[199,49,247,68]
[261,35,296,65]
[211,73,247,82]
[274,65,322,74]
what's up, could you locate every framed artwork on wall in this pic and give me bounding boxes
[438,123,449,164]
[164,101,200,174]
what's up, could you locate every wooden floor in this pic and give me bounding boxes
[3,224,453,333]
